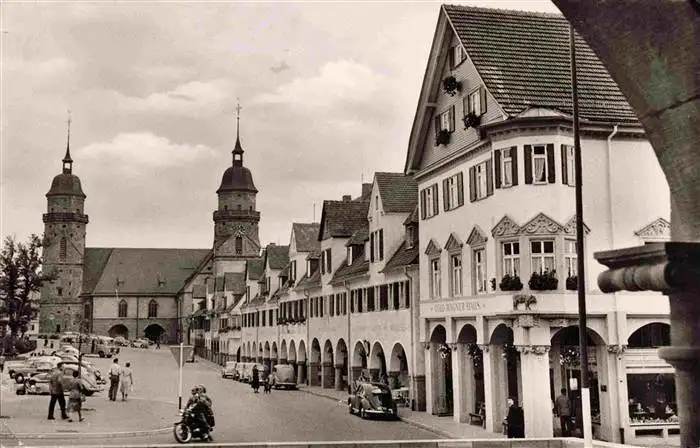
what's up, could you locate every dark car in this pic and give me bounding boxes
[347,382,398,420]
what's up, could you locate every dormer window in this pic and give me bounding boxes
[405,225,416,249]
[347,248,353,266]
[306,261,312,277]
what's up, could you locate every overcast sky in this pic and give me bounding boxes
[1,1,560,250]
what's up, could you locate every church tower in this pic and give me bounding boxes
[213,104,261,259]
[40,116,88,334]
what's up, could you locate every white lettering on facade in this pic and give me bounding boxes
[424,299,486,317]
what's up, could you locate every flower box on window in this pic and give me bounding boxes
[435,129,451,146]
[442,75,462,96]
[528,270,559,291]
[566,275,578,291]
[500,274,523,291]
[463,111,481,129]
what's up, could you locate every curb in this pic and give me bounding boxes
[297,388,451,439]
[0,426,172,440]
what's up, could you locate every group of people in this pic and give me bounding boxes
[46,362,86,423]
[250,365,276,394]
[107,358,134,402]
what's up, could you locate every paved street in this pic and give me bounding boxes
[0,347,440,446]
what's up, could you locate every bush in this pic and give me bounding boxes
[0,336,37,355]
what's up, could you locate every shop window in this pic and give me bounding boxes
[629,323,671,348]
[627,373,677,424]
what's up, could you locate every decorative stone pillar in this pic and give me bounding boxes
[308,361,320,387]
[334,365,344,391]
[424,343,434,416]
[601,344,628,443]
[481,344,496,433]
[296,361,306,385]
[263,357,270,373]
[412,375,426,412]
[322,361,334,389]
[517,345,554,438]
[450,343,465,423]
[596,243,700,446]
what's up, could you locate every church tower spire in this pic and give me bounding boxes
[63,110,73,174]
[232,101,244,166]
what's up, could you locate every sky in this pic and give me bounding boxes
[1,0,560,250]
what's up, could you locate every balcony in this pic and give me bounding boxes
[43,212,89,224]
[213,209,260,221]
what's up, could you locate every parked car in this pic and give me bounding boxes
[221,361,237,379]
[57,345,79,357]
[9,356,62,384]
[113,336,129,347]
[347,382,398,420]
[130,338,150,348]
[19,364,102,396]
[62,360,105,385]
[271,364,297,390]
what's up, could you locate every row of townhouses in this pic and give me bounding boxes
[40,5,675,446]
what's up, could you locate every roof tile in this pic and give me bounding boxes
[375,173,418,213]
[292,223,321,252]
[319,200,370,240]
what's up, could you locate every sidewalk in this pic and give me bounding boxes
[299,385,503,440]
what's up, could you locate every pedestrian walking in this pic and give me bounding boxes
[555,388,573,437]
[156,338,160,350]
[505,397,525,439]
[47,362,69,420]
[251,366,260,393]
[67,370,85,422]
[108,358,121,401]
[120,362,133,401]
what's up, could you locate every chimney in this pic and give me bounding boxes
[342,195,352,202]
[362,183,372,199]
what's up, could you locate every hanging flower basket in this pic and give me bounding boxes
[502,343,519,362]
[435,129,451,146]
[500,274,523,292]
[566,275,578,291]
[467,343,483,370]
[442,75,462,96]
[463,112,481,129]
[560,345,580,366]
[529,269,559,291]
[438,343,451,359]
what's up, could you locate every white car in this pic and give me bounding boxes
[221,361,237,379]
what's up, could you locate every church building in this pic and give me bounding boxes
[39,112,261,345]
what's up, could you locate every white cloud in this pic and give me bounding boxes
[76,133,216,169]
[116,80,232,116]
[254,60,389,110]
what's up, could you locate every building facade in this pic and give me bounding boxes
[403,5,675,444]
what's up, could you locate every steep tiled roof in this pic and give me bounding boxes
[295,269,321,290]
[292,223,321,253]
[375,173,418,213]
[224,272,246,294]
[214,276,225,292]
[443,5,638,123]
[81,248,114,294]
[88,248,210,295]
[225,295,245,313]
[266,245,290,270]
[346,228,369,247]
[246,258,265,281]
[319,200,370,240]
[331,256,370,284]
[381,241,419,273]
[403,206,419,225]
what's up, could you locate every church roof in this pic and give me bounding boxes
[83,248,210,296]
[291,223,321,253]
[47,173,86,198]
[217,165,257,194]
[375,173,418,213]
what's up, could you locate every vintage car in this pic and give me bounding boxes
[221,361,237,379]
[62,360,106,385]
[271,364,297,390]
[347,382,398,420]
[9,356,62,384]
[130,338,150,349]
[18,364,102,396]
[113,336,129,347]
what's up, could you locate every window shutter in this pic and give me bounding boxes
[561,144,568,185]
[327,249,332,273]
[486,159,494,196]
[434,116,440,141]
[450,105,456,131]
[442,178,449,211]
[547,143,556,183]
[479,86,487,115]
[370,233,375,262]
[494,150,502,188]
[524,145,533,184]
[432,184,439,215]
[511,146,519,186]
[448,46,455,69]
[379,229,384,260]
[469,166,477,202]
[420,190,426,220]
[457,172,464,206]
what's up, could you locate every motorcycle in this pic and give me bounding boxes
[172,407,212,443]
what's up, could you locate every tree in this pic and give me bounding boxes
[0,234,54,341]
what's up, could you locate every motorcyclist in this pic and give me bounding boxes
[185,385,214,441]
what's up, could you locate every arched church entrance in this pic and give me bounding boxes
[108,324,129,340]
[144,323,165,344]
[430,325,453,416]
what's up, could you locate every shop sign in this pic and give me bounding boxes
[421,298,490,317]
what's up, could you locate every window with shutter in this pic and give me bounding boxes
[370,233,375,262]
[480,87,487,115]
[546,143,556,183]
[511,146,519,186]
[524,145,533,184]
[486,159,494,196]
[379,229,384,260]
[420,189,427,220]
[469,166,477,202]
[494,150,502,189]
[457,172,464,206]
[432,184,439,216]
[531,145,548,184]
[562,144,575,186]
[443,179,450,211]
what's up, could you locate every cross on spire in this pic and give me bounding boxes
[232,99,244,164]
[63,110,73,174]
